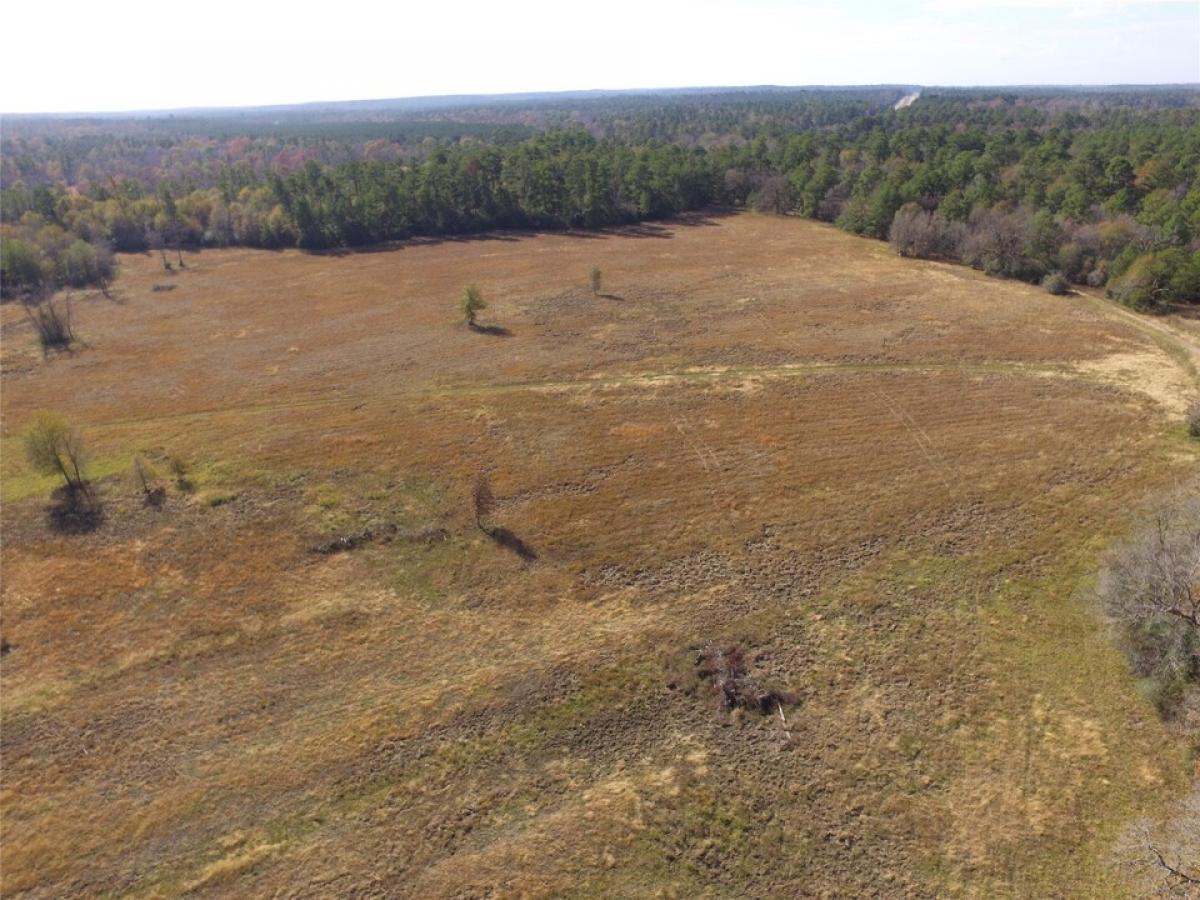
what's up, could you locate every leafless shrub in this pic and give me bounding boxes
[309,522,446,555]
[962,208,1038,280]
[132,456,166,507]
[751,175,796,215]
[1187,401,1200,439]
[469,472,536,560]
[310,528,377,555]
[148,229,172,270]
[472,472,495,531]
[1098,489,1200,716]
[590,267,602,296]
[695,643,790,714]
[890,203,966,261]
[23,295,75,353]
[817,185,849,223]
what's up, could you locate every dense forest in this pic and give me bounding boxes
[3,86,1199,307]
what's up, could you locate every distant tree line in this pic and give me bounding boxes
[2,89,1198,306]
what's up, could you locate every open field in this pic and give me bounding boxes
[2,212,1198,897]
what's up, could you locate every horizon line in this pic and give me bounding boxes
[4,81,1199,119]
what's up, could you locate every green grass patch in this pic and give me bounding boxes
[0,442,133,503]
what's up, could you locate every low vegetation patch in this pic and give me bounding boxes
[694,642,791,715]
[308,523,448,555]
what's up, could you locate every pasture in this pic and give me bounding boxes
[2,212,1197,897]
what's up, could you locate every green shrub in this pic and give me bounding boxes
[1,238,48,297]
[461,284,486,327]
[1041,272,1070,295]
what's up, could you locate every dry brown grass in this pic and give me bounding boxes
[2,213,1197,897]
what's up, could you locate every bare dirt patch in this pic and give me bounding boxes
[1075,348,1194,415]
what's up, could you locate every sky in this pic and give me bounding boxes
[1,0,1197,113]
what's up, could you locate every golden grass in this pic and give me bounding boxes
[2,213,1197,897]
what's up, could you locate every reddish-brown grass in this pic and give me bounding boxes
[2,213,1197,897]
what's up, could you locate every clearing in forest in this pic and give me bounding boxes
[2,212,1197,897]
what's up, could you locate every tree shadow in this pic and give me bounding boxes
[298,208,738,258]
[485,526,537,561]
[314,231,524,257]
[605,222,674,239]
[47,485,104,534]
[672,209,737,227]
[596,292,625,301]
[469,323,513,337]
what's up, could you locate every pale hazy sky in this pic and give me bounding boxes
[2,0,1197,113]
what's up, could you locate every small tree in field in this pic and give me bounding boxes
[1042,272,1071,295]
[472,472,495,531]
[23,411,88,493]
[461,284,486,328]
[1188,400,1200,438]
[590,268,602,296]
[24,295,75,354]
[132,455,166,506]
[147,230,172,271]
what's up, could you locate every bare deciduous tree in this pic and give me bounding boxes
[1098,489,1200,714]
[23,294,75,354]
[472,472,495,531]
[889,203,966,261]
[1117,787,1200,897]
[752,175,795,215]
[132,455,166,507]
[147,230,172,271]
[590,267,602,296]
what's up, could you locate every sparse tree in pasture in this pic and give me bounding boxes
[472,472,495,531]
[147,229,171,270]
[590,267,602,296]
[1041,272,1070,295]
[23,411,88,493]
[132,455,166,506]
[461,283,487,328]
[23,295,75,354]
